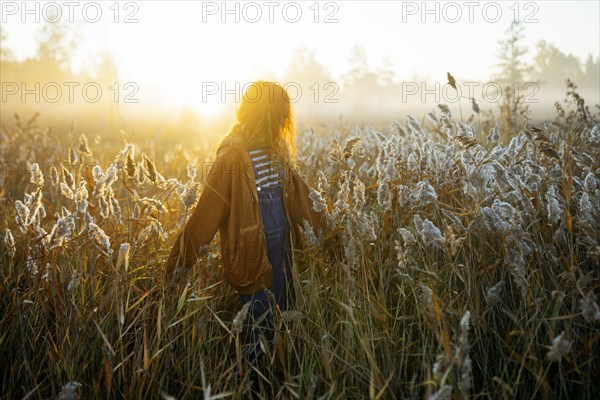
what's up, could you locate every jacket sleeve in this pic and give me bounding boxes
[164,148,232,278]
[289,167,328,236]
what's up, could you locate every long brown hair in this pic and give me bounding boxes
[225,81,296,165]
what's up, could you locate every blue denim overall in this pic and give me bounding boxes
[239,156,293,362]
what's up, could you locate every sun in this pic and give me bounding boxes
[188,95,228,119]
[155,79,232,120]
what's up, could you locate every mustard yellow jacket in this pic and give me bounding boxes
[165,135,327,295]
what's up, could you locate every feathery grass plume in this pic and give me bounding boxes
[397,227,416,248]
[30,189,45,224]
[505,242,529,301]
[406,116,423,135]
[351,177,365,209]
[88,222,112,256]
[67,269,81,292]
[432,353,451,381]
[438,104,451,117]
[302,219,318,247]
[98,196,110,219]
[30,162,44,187]
[583,172,597,192]
[232,302,251,334]
[410,179,438,206]
[414,215,445,248]
[343,218,357,266]
[43,211,75,251]
[407,152,418,170]
[485,281,505,305]
[357,211,377,241]
[332,177,350,218]
[579,291,600,323]
[454,133,484,158]
[492,199,523,227]
[428,385,452,400]
[487,122,500,145]
[457,312,474,395]
[589,123,600,144]
[546,332,571,362]
[427,112,440,125]
[74,181,88,214]
[41,262,51,283]
[140,197,168,214]
[78,133,92,156]
[68,145,78,164]
[317,170,330,192]
[116,243,130,272]
[395,240,409,271]
[14,200,30,232]
[136,218,168,245]
[91,165,106,197]
[457,311,471,360]
[186,161,197,180]
[181,181,199,208]
[136,161,147,184]
[104,165,118,188]
[481,206,509,234]
[397,184,411,207]
[142,153,157,183]
[26,258,39,275]
[579,192,595,226]
[109,194,122,223]
[62,165,74,188]
[546,185,563,224]
[526,126,560,161]
[4,229,16,258]
[471,97,480,114]
[447,72,457,90]
[460,355,473,395]
[343,137,361,160]
[418,283,439,331]
[49,165,60,186]
[124,145,136,178]
[376,182,392,211]
[57,381,82,400]
[82,211,94,232]
[327,139,343,163]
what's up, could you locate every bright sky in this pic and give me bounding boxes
[2,0,599,115]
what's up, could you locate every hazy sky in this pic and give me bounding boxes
[2,1,599,114]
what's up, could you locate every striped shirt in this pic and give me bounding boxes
[248,148,282,190]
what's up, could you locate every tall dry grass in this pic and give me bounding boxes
[1,84,599,399]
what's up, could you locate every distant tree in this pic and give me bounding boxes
[282,46,334,116]
[284,46,332,85]
[532,40,583,86]
[494,21,531,86]
[581,54,600,90]
[346,45,378,89]
[0,26,13,62]
[493,21,532,135]
[377,56,397,87]
[34,9,76,79]
[345,45,380,116]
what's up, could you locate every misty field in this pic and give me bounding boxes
[1,87,599,399]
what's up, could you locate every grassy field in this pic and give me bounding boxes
[1,88,599,399]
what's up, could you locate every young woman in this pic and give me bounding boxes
[164,81,327,380]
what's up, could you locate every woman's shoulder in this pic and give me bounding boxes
[215,137,245,161]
